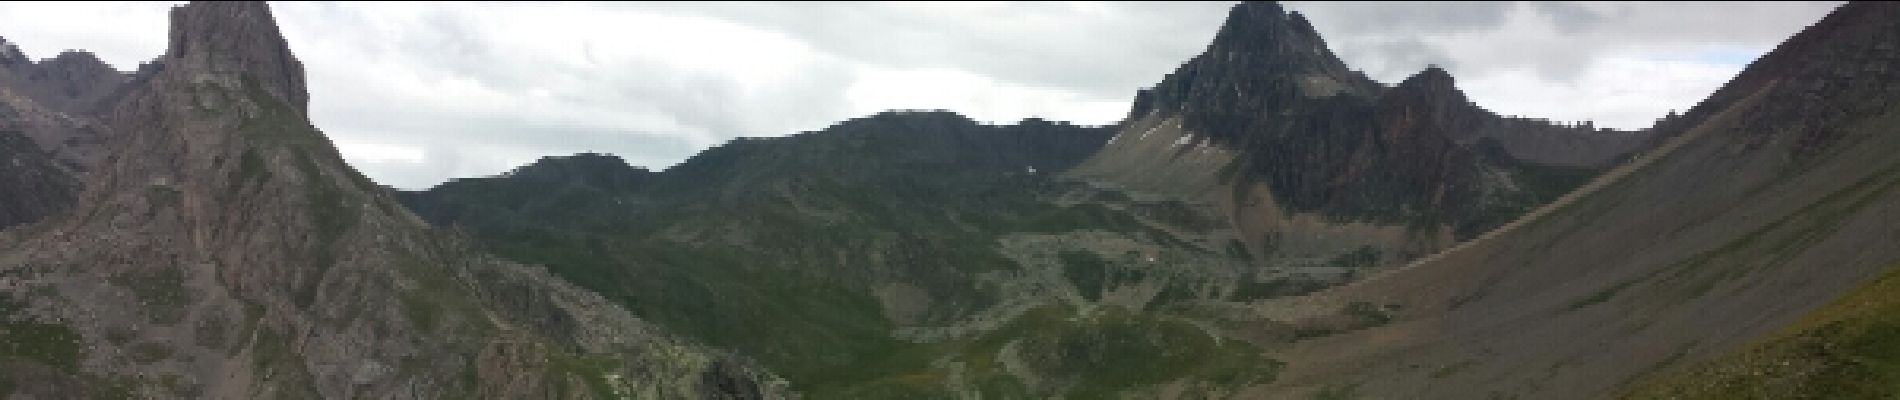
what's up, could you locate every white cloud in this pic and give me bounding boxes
[1459,54,1744,128]
[0,1,178,68]
[843,67,1128,125]
[0,1,1845,189]
[1286,1,1840,129]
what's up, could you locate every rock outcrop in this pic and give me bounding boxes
[0,39,118,230]
[0,2,789,398]
[1069,1,1654,280]
[12,51,126,114]
[0,130,76,230]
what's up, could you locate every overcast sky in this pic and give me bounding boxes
[0,1,1842,189]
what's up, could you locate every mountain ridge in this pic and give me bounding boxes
[1243,2,1900,398]
[0,2,790,398]
[393,1,1664,397]
[239,1,1900,398]
[1066,1,1649,298]
[3,1,1895,399]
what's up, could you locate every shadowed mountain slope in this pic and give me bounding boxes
[1243,2,1900,398]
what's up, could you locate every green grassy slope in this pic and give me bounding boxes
[1623,260,1900,399]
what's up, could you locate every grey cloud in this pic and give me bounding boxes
[275,0,1847,190]
[273,2,869,188]
[1531,2,1611,34]
[1365,38,1459,80]
[319,111,706,190]
[0,1,1853,190]
[1286,1,1518,34]
[622,1,1233,100]
[1289,1,1840,83]
[0,1,179,70]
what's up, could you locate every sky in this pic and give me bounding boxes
[0,1,1843,189]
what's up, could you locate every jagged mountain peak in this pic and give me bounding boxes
[1388,65,1466,104]
[1208,1,1290,45]
[1381,64,1479,121]
[1070,0,1656,284]
[31,50,124,99]
[1133,1,1380,130]
[0,36,26,67]
[1200,1,1357,76]
[164,0,308,113]
[1206,1,1325,56]
[1397,65,1456,91]
[0,39,120,78]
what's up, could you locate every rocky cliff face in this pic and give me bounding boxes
[0,37,118,173]
[0,38,119,231]
[0,130,76,230]
[0,35,126,115]
[1069,1,1651,282]
[1131,1,1379,124]
[0,2,788,398]
[9,50,126,114]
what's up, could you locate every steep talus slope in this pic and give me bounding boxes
[0,130,76,230]
[1068,1,1648,290]
[0,2,787,398]
[1251,2,1900,398]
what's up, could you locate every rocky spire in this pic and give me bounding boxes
[1130,2,1379,127]
[1398,65,1455,92]
[164,1,308,113]
[1203,1,1328,57]
[1385,65,1472,113]
[1205,1,1293,51]
[1198,1,1361,83]
[0,36,26,69]
[1377,64,1486,144]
